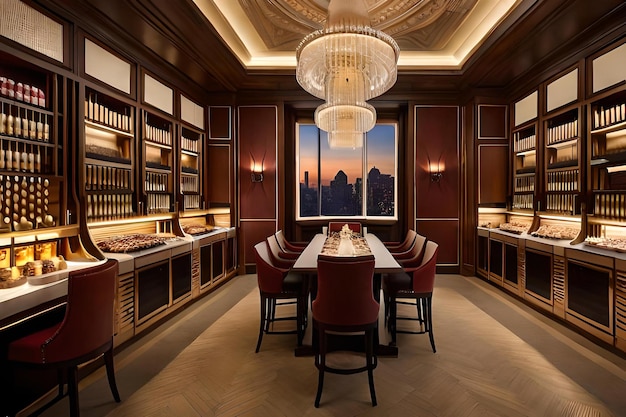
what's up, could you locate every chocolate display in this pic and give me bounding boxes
[96,234,171,253]
[182,223,213,236]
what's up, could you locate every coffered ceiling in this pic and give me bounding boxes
[38,0,626,96]
[192,0,521,70]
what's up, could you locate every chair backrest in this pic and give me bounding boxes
[265,236,295,268]
[396,233,427,266]
[254,241,289,294]
[42,259,118,363]
[389,229,418,252]
[313,254,378,326]
[410,241,439,293]
[274,230,289,252]
[328,222,362,235]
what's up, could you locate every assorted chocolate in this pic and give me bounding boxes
[96,233,173,253]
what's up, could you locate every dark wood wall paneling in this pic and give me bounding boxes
[415,106,460,267]
[238,106,278,268]
[207,106,234,209]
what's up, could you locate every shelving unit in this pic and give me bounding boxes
[0,51,93,274]
[84,87,135,222]
[142,110,173,215]
[588,87,626,235]
[544,106,581,216]
[179,124,203,211]
[512,122,537,212]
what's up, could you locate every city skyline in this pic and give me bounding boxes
[299,124,396,187]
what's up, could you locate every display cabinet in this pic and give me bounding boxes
[543,106,582,216]
[84,87,135,222]
[512,122,537,212]
[587,86,626,239]
[179,124,203,211]
[142,110,173,215]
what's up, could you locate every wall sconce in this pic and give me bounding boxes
[251,168,264,183]
[430,165,443,182]
[251,153,264,183]
[428,158,445,182]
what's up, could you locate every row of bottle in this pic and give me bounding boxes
[85,164,131,190]
[181,136,199,153]
[85,94,131,132]
[183,194,201,210]
[145,123,172,146]
[514,175,535,192]
[593,103,626,130]
[547,119,578,145]
[546,169,579,191]
[512,194,533,210]
[0,77,46,108]
[0,105,50,141]
[545,193,575,214]
[0,141,45,173]
[145,172,169,192]
[181,175,199,193]
[593,193,626,220]
[146,193,171,214]
[86,193,133,221]
[513,132,537,152]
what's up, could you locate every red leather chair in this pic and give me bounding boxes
[383,241,439,351]
[274,230,306,254]
[7,259,121,417]
[313,254,378,407]
[265,235,298,268]
[328,222,362,235]
[253,242,308,352]
[392,232,427,264]
[384,229,417,253]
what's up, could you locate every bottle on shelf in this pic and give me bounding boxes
[6,105,13,136]
[0,103,5,135]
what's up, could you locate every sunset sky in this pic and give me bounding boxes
[299,124,396,188]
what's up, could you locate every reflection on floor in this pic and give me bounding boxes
[34,274,626,417]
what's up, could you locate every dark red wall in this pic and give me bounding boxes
[238,106,278,266]
[415,106,460,266]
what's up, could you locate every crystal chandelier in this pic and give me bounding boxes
[296,0,399,149]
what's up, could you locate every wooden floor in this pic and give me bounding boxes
[35,274,626,417]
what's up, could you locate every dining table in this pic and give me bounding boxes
[292,232,403,357]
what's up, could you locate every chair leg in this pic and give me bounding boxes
[296,295,305,346]
[255,295,267,353]
[314,327,326,408]
[426,297,436,353]
[365,329,377,407]
[104,347,121,402]
[389,296,397,345]
[417,298,424,325]
[67,366,79,417]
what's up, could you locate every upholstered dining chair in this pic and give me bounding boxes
[265,235,298,268]
[253,242,308,353]
[382,241,439,351]
[328,221,362,235]
[274,230,307,254]
[313,254,378,407]
[384,229,418,254]
[392,232,427,264]
[7,259,121,417]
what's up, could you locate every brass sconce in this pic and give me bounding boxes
[428,155,444,182]
[251,153,264,183]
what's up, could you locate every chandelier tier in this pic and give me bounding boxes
[295,0,399,148]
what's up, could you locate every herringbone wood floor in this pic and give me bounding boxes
[37,274,626,417]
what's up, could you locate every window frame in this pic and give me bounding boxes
[295,121,398,221]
